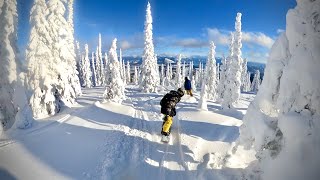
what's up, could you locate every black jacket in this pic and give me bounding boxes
[160,90,182,117]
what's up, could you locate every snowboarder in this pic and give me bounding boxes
[184,77,193,96]
[160,88,184,138]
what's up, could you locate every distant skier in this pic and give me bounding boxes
[160,88,184,137]
[184,77,193,96]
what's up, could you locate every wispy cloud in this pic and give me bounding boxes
[173,38,207,48]
[207,28,230,45]
[242,32,274,48]
[277,29,285,34]
[207,28,275,48]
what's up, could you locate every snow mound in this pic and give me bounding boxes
[181,95,197,103]
[237,0,320,179]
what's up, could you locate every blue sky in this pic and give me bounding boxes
[18,0,296,63]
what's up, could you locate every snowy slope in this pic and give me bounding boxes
[0,86,255,180]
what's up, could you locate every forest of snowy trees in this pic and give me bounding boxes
[0,0,260,132]
[1,0,319,179]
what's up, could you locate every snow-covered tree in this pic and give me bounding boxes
[27,0,62,117]
[126,61,131,83]
[65,0,81,97]
[198,82,208,111]
[198,62,203,88]
[182,61,186,78]
[133,66,138,85]
[0,0,33,130]
[191,77,196,92]
[222,13,243,109]
[244,72,251,92]
[119,48,123,78]
[217,57,227,100]
[251,69,261,92]
[188,61,193,80]
[75,41,83,86]
[160,64,165,86]
[97,33,106,85]
[175,54,183,88]
[164,63,171,86]
[91,52,97,86]
[237,1,320,179]
[82,44,92,88]
[46,0,81,105]
[204,41,218,100]
[95,46,102,85]
[241,58,249,91]
[138,2,167,92]
[139,2,160,93]
[103,38,125,103]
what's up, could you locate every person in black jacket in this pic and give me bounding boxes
[184,77,193,96]
[160,88,184,136]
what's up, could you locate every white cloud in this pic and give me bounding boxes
[207,28,275,48]
[173,38,207,48]
[119,40,132,49]
[277,29,285,34]
[242,32,275,48]
[207,28,230,45]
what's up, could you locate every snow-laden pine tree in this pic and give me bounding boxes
[97,33,106,86]
[182,61,186,79]
[133,66,138,85]
[175,54,183,88]
[46,0,80,106]
[160,64,165,86]
[164,63,171,86]
[75,41,83,86]
[241,58,249,92]
[188,61,192,80]
[198,82,208,111]
[122,60,127,84]
[205,41,218,100]
[191,77,196,92]
[82,44,92,88]
[251,69,261,92]
[27,0,54,117]
[139,2,159,92]
[222,13,243,109]
[0,0,33,130]
[119,48,123,79]
[95,46,101,85]
[103,39,125,103]
[197,62,203,88]
[244,72,251,92]
[237,1,320,179]
[126,61,131,83]
[65,0,81,97]
[216,63,220,82]
[217,57,227,100]
[91,52,97,86]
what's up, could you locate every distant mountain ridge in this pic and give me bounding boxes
[123,55,266,79]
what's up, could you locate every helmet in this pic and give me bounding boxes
[177,88,184,97]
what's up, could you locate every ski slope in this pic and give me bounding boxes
[0,86,256,180]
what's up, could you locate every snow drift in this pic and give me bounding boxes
[238,0,320,179]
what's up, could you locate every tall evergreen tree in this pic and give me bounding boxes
[139,2,159,92]
[0,0,33,130]
[133,66,138,85]
[126,61,131,83]
[205,41,218,100]
[222,13,243,109]
[241,58,249,92]
[175,54,183,88]
[251,70,261,92]
[103,39,125,103]
[82,44,92,88]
